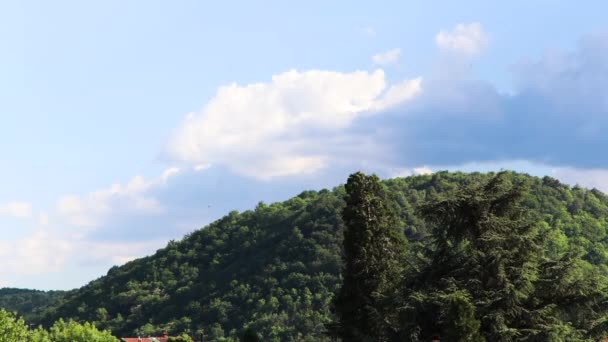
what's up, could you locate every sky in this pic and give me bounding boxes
[1,0,608,290]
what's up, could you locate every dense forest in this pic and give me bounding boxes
[0,289,67,321]
[331,172,608,341]
[3,171,608,340]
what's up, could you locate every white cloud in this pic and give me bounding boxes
[0,227,161,285]
[390,165,434,178]
[247,155,327,180]
[56,169,179,228]
[0,229,71,275]
[361,26,376,37]
[39,212,49,226]
[398,34,608,168]
[57,195,95,227]
[373,77,423,110]
[161,167,180,182]
[0,201,32,219]
[9,32,608,290]
[435,22,489,56]
[75,240,160,267]
[550,167,608,193]
[414,166,433,175]
[168,69,422,179]
[372,48,401,66]
[194,163,211,172]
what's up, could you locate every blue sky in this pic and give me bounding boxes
[1,0,608,289]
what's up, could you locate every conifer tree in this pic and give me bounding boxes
[400,172,543,340]
[241,327,260,342]
[331,172,406,341]
[399,172,608,341]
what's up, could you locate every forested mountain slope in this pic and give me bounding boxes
[0,289,66,322]
[9,171,608,341]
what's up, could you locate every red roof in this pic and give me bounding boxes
[121,338,169,342]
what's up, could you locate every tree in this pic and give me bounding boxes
[168,333,193,342]
[400,173,543,340]
[13,171,608,340]
[0,309,30,342]
[0,309,120,342]
[47,319,118,342]
[399,172,608,341]
[241,327,260,342]
[331,172,406,341]
[438,289,484,342]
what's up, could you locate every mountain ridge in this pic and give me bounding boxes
[3,171,608,341]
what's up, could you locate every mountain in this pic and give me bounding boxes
[5,171,608,341]
[0,288,66,321]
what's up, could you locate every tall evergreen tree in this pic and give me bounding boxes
[399,172,608,341]
[331,172,406,342]
[241,327,260,342]
[400,172,542,340]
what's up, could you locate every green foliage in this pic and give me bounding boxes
[30,326,52,342]
[331,172,406,341]
[398,172,608,341]
[45,319,118,342]
[0,309,30,342]
[439,290,484,342]
[0,309,117,342]
[240,327,260,342]
[415,173,542,339]
[167,333,193,342]
[4,171,608,341]
[0,289,65,322]
[32,188,345,341]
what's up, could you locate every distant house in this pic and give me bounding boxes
[121,332,170,342]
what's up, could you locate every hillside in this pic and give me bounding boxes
[0,289,66,322]
[8,171,608,340]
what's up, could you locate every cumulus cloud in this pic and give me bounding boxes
[57,168,180,228]
[435,22,489,56]
[161,167,180,182]
[0,168,191,287]
[372,48,401,66]
[361,26,376,37]
[551,167,608,193]
[0,226,162,289]
[194,164,211,172]
[36,32,608,268]
[168,69,422,179]
[389,166,434,178]
[166,33,608,182]
[373,78,423,110]
[0,201,32,219]
[39,212,49,226]
[370,33,608,171]
[74,240,160,268]
[7,30,608,290]
[0,229,71,275]
[413,166,433,175]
